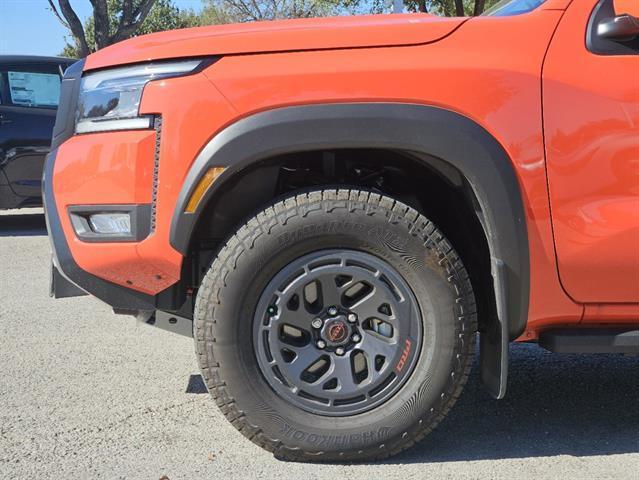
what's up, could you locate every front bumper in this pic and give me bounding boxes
[44,55,236,323]
[45,147,157,311]
[44,59,157,312]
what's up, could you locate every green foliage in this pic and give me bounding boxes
[199,0,364,24]
[427,0,501,15]
[372,0,501,15]
[60,42,80,59]
[62,0,200,57]
[134,0,201,34]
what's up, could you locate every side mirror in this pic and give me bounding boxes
[598,14,639,41]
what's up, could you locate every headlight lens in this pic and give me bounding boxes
[75,59,203,134]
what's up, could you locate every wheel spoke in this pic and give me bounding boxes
[349,287,395,323]
[359,331,398,360]
[331,354,360,396]
[362,351,387,384]
[317,274,342,309]
[276,301,314,332]
[296,362,335,397]
[281,347,321,382]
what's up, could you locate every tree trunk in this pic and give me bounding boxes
[454,0,465,16]
[91,0,110,50]
[474,0,486,16]
[57,0,90,56]
[417,0,427,12]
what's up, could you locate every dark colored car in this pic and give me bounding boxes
[0,56,73,209]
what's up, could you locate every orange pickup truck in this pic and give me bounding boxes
[45,0,638,461]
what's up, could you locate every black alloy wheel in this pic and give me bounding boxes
[254,249,422,416]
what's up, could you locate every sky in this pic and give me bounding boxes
[0,0,204,57]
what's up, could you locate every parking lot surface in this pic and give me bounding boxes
[1,209,638,479]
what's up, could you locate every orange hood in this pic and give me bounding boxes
[84,14,467,71]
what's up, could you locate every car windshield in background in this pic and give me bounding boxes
[483,0,546,16]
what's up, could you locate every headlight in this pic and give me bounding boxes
[75,59,203,134]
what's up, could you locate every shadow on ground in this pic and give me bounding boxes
[387,343,639,463]
[188,343,639,463]
[0,213,47,237]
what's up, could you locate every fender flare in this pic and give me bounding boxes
[170,103,528,398]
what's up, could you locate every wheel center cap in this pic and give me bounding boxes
[322,317,350,345]
[328,321,347,342]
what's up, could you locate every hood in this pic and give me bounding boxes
[84,14,467,71]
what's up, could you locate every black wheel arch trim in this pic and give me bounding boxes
[170,102,528,399]
[171,102,529,332]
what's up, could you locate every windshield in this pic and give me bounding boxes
[482,0,546,16]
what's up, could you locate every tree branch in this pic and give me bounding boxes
[56,0,90,57]
[113,0,133,45]
[248,0,265,20]
[227,0,260,21]
[47,0,69,29]
[132,0,156,23]
[123,0,134,25]
[111,0,157,43]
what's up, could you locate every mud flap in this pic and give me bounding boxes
[480,258,509,399]
[50,263,88,299]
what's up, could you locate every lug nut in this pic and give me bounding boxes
[351,333,361,342]
[328,306,338,316]
[316,340,326,349]
[311,318,323,329]
[347,313,357,323]
[335,347,345,356]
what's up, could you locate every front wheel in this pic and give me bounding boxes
[194,189,476,461]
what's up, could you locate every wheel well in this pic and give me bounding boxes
[182,148,497,334]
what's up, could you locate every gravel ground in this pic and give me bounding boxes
[1,209,638,479]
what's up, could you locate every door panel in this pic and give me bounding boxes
[543,0,639,303]
[0,106,56,198]
[0,63,62,202]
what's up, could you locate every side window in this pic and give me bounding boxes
[6,70,61,109]
[483,0,547,17]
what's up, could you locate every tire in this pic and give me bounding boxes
[194,189,477,462]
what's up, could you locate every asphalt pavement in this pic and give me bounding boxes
[1,209,638,479]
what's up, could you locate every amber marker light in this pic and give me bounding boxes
[185,167,226,213]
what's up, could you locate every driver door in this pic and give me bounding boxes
[542,0,639,303]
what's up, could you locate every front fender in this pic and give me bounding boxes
[170,103,529,398]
